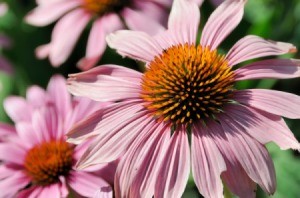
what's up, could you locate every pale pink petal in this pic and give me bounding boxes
[144,0,173,7]
[35,44,51,59]
[49,9,91,66]
[219,117,276,194]
[68,171,112,197]
[154,129,190,198]
[106,30,162,63]
[15,122,40,148]
[0,171,29,197]
[235,59,300,81]
[25,0,81,26]
[32,105,63,141]
[201,0,245,50]
[235,89,300,119]
[47,75,72,118]
[167,0,200,45]
[224,104,300,150]
[0,143,26,165]
[191,122,226,198]
[93,188,113,198]
[37,183,61,198]
[4,96,32,122]
[78,13,123,70]
[67,100,143,144]
[198,121,257,198]
[67,65,142,102]
[122,7,165,36]
[226,35,297,66]
[26,85,48,108]
[75,109,151,168]
[115,121,169,198]
[0,123,16,138]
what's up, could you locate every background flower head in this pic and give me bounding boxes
[25,0,173,70]
[0,75,114,197]
[67,0,300,197]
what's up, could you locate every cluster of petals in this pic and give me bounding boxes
[25,0,174,70]
[0,75,114,197]
[67,0,300,197]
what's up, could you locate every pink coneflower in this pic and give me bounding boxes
[0,75,114,197]
[25,0,173,70]
[67,0,300,197]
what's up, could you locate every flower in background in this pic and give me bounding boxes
[0,34,13,74]
[0,2,8,17]
[67,0,300,197]
[0,75,114,197]
[25,0,173,70]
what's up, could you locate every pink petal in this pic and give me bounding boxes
[204,121,257,198]
[226,35,297,66]
[106,30,162,63]
[115,122,170,198]
[167,0,200,45]
[67,100,143,144]
[224,104,300,150]
[122,7,164,36]
[49,9,91,66]
[15,122,40,148]
[78,13,123,70]
[75,108,151,168]
[38,183,61,198]
[191,122,226,198]
[35,44,51,59]
[235,59,300,81]
[47,75,71,119]
[25,0,81,26]
[0,143,26,164]
[235,89,300,119]
[32,105,63,141]
[68,171,112,197]
[67,65,142,102]
[219,117,276,194]
[4,96,32,122]
[0,123,16,139]
[154,128,190,198]
[200,0,245,50]
[0,171,29,197]
[26,85,48,108]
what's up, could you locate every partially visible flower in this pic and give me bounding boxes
[25,0,174,70]
[67,0,300,197]
[0,75,114,197]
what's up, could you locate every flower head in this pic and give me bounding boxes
[25,0,173,70]
[67,0,300,197]
[0,75,114,197]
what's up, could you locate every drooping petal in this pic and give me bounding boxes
[122,7,165,36]
[154,128,190,198]
[75,110,151,168]
[208,122,257,198]
[226,35,297,66]
[201,0,245,50]
[167,0,200,45]
[25,0,81,26]
[218,116,276,195]
[223,104,300,150]
[35,43,51,59]
[68,171,112,198]
[78,13,123,70]
[4,96,32,122]
[115,122,170,198]
[67,65,142,102]
[106,30,162,63]
[37,183,61,198]
[235,89,300,119]
[191,122,226,198]
[49,9,91,66]
[235,59,300,81]
[47,75,72,119]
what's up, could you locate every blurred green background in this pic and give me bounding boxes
[0,0,299,197]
